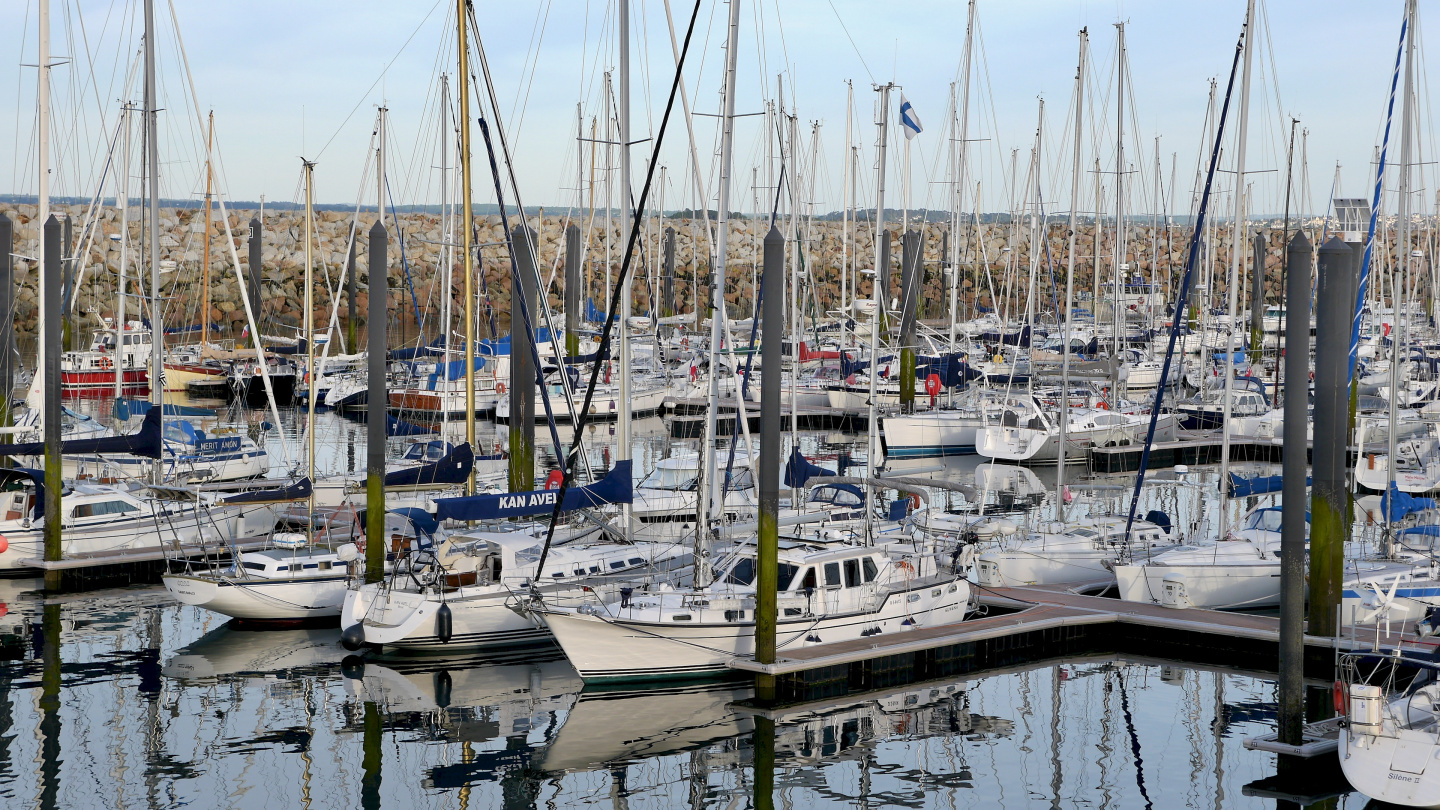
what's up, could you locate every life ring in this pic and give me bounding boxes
[908,493,921,511]
[495,381,506,394]
[681,337,689,350]
[896,560,915,575]
[98,357,113,370]
[1098,400,1109,410]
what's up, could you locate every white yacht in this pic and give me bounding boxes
[975,396,1165,464]
[976,514,1179,588]
[534,536,973,683]
[1338,651,1440,808]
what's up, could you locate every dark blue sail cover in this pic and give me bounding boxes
[222,477,313,504]
[784,449,834,488]
[2,408,163,459]
[1227,472,1311,498]
[384,442,474,487]
[386,414,432,437]
[434,460,632,522]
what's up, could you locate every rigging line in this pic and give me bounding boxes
[508,0,555,144]
[1120,30,1244,550]
[533,0,703,583]
[313,0,444,161]
[825,0,873,85]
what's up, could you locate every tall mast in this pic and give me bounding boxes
[304,159,317,532]
[951,0,977,352]
[1112,22,1126,407]
[377,106,388,227]
[1218,0,1256,539]
[1057,28,1088,522]
[617,0,633,539]
[866,83,894,542]
[201,112,214,350]
[37,0,51,382]
[698,0,743,587]
[1387,0,1420,550]
[457,0,477,493]
[115,104,132,406]
[440,75,452,434]
[842,81,853,313]
[145,0,163,483]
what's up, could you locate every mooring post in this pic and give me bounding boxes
[899,229,922,410]
[365,221,388,584]
[509,225,537,493]
[755,225,785,703]
[0,213,13,448]
[42,216,62,591]
[1278,231,1311,746]
[248,217,263,348]
[663,226,676,319]
[1310,236,1357,638]
[345,225,357,353]
[752,714,776,810]
[1249,230,1265,364]
[361,700,383,810]
[564,224,581,358]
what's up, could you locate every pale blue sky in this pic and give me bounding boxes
[0,1,1417,218]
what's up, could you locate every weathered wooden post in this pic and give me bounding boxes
[878,229,893,331]
[509,225,537,493]
[248,217,263,347]
[60,215,73,352]
[1249,231,1265,364]
[564,224,581,358]
[43,216,63,591]
[663,226,676,319]
[1278,231,1311,745]
[755,225,784,703]
[366,220,388,584]
[1310,236,1357,638]
[0,213,13,446]
[345,224,358,353]
[899,229,922,410]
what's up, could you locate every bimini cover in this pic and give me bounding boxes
[3,407,163,459]
[784,448,834,489]
[435,460,632,522]
[1227,472,1312,498]
[222,477,314,504]
[384,442,474,487]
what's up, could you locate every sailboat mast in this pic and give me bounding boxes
[1218,0,1256,539]
[115,104,132,405]
[951,0,977,351]
[440,75,452,435]
[866,83,893,542]
[1112,22,1126,408]
[145,0,163,484]
[842,81,853,313]
[304,159,317,531]
[1057,28,1088,522]
[457,0,477,493]
[1387,0,1419,550]
[698,0,743,587]
[618,0,633,539]
[202,112,214,349]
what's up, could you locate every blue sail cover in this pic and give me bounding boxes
[386,414,432,437]
[1227,472,1312,498]
[1382,484,1439,522]
[434,460,632,522]
[115,399,215,420]
[222,477,314,504]
[354,506,439,539]
[784,448,834,488]
[2,408,163,459]
[384,442,474,487]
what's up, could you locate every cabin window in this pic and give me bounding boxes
[302,563,318,570]
[777,563,799,591]
[609,561,627,570]
[627,557,645,566]
[862,558,879,583]
[798,567,817,591]
[823,562,842,587]
[671,614,692,622]
[588,566,600,574]
[843,559,861,588]
[723,558,756,586]
[243,562,267,572]
[318,561,332,571]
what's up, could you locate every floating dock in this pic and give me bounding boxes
[728,583,1431,701]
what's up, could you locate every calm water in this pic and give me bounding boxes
[0,401,1357,808]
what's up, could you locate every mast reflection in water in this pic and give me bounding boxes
[0,578,1301,808]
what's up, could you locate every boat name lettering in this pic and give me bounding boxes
[500,492,558,510]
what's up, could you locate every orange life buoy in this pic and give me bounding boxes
[99,357,113,370]
[1098,400,1109,410]
[896,560,915,575]
[908,493,921,511]
[1333,680,1346,714]
[495,381,506,394]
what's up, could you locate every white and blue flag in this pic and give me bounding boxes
[899,94,922,140]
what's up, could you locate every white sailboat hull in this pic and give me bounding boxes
[1113,562,1280,609]
[163,572,350,620]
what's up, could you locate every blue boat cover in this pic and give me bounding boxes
[434,460,632,521]
[355,506,439,539]
[222,477,314,504]
[384,442,474,487]
[115,399,216,420]
[0,467,46,518]
[784,448,834,488]
[1382,484,1439,522]
[1227,472,1312,498]
[2,408,163,459]
[386,414,432,437]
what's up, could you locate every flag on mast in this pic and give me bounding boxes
[900,95,922,140]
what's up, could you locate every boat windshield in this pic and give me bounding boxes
[640,466,698,491]
[1244,509,1283,533]
[721,558,800,590]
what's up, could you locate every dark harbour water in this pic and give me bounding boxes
[0,404,1370,808]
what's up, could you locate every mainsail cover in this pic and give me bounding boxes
[384,442,474,487]
[2,408,163,459]
[222,477,313,504]
[434,460,632,521]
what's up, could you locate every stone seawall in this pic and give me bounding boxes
[0,203,1383,345]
